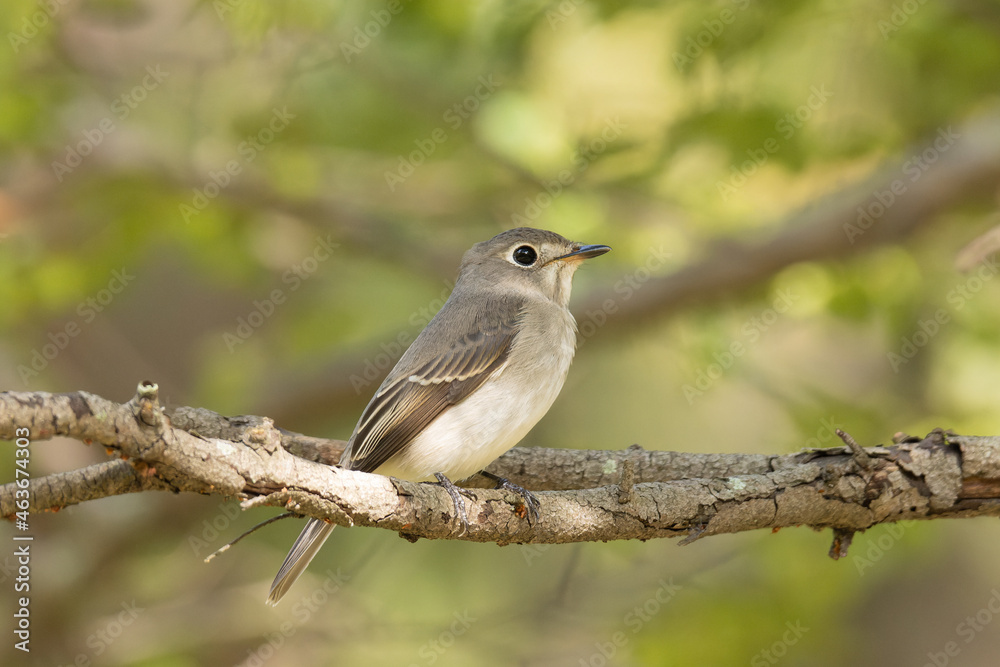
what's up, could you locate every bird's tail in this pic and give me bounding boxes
[266,518,336,606]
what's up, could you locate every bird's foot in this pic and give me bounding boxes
[433,472,476,535]
[479,470,540,524]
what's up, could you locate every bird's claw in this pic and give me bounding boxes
[433,472,476,535]
[479,471,540,525]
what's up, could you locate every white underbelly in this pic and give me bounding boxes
[376,307,577,482]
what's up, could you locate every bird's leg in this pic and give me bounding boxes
[432,472,477,535]
[479,470,540,524]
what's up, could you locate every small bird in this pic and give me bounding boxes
[267,227,610,604]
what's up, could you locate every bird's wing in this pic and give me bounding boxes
[346,298,523,474]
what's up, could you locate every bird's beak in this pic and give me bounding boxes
[550,244,612,264]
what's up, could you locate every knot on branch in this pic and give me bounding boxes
[617,457,636,504]
[131,380,163,429]
[829,527,854,560]
[242,418,282,455]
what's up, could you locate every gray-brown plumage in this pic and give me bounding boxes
[267,228,609,605]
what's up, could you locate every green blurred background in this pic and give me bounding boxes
[3,0,1000,665]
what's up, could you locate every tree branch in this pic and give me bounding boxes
[3,385,1000,555]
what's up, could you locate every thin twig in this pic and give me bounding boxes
[204,513,296,563]
[837,428,873,470]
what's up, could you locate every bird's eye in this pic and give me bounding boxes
[512,245,538,266]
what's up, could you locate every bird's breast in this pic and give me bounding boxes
[375,301,577,482]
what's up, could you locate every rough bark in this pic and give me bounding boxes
[2,384,1000,556]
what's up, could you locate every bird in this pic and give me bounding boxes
[267,227,610,605]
